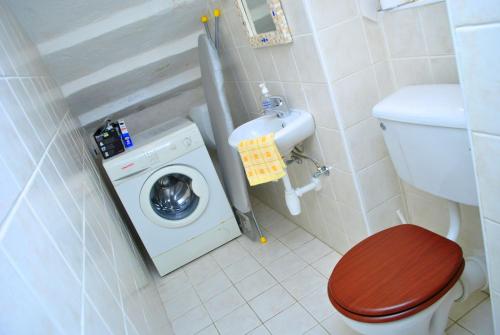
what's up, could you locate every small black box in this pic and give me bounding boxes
[94,122,125,159]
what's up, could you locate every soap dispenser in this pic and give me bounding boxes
[259,83,272,110]
[258,83,289,118]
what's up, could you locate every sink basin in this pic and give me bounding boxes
[228,110,315,154]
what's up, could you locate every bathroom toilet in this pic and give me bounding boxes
[328,224,464,335]
[327,85,487,335]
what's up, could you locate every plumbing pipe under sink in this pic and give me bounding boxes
[282,165,331,216]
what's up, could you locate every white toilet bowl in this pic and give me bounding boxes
[340,283,462,335]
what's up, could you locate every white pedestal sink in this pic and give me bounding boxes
[228,109,315,155]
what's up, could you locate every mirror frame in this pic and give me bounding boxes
[234,0,292,48]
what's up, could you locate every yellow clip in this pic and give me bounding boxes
[213,8,221,17]
[201,15,209,23]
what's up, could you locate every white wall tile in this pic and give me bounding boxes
[430,56,459,84]
[9,79,53,146]
[270,44,300,82]
[456,24,500,135]
[392,58,433,87]
[0,33,15,76]
[333,67,379,128]
[473,133,500,223]
[319,19,371,81]
[346,117,388,171]
[24,79,59,134]
[0,250,60,334]
[419,3,454,55]
[292,35,326,83]
[373,61,396,98]
[2,203,82,334]
[302,84,338,129]
[238,81,259,116]
[493,291,500,333]
[0,79,44,161]
[225,7,251,48]
[283,82,308,110]
[457,205,484,256]
[238,46,263,82]
[0,13,27,76]
[484,219,500,292]
[0,4,173,334]
[224,47,248,82]
[26,171,83,279]
[383,8,427,58]
[330,169,359,209]
[317,128,349,172]
[358,157,400,211]
[404,185,449,236]
[447,0,500,27]
[254,47,279,82]
[338,202,368,245]
[308,0,358,31]
[363,18,388,64]
[43,151,83,229]
[0,157,20,223]
[367,195,404,233]
[84,253,126,335]
[84,298,113,335]
[281,0,312,36]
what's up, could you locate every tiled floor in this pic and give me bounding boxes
[154,199,494,335]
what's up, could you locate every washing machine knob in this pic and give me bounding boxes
[183,137,192,147]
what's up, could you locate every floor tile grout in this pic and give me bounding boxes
[454,294,490,323]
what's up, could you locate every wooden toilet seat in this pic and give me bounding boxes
[328,224,464,323]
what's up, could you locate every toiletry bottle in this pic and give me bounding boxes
[259,83,272,112]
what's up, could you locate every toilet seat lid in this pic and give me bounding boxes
[329,224,464,319]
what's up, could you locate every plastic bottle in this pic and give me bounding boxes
[259,83,272,111]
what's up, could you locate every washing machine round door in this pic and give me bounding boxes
[140,165,209,228]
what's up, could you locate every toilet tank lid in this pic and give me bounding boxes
[373,85,466,129]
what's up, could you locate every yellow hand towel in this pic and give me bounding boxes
[237,133,286,186]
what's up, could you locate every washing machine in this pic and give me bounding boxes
[103,118,241,276]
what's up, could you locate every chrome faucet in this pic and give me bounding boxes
[262,95,290,118]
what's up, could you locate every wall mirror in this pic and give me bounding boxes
[235,0,292,48]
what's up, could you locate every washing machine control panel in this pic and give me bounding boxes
[103,123,204,182]
[144,129,203,168]
[144,149,160,165]
[183,136,192,147]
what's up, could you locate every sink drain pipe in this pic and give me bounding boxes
[282,149,331,215]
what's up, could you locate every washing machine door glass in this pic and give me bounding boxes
[150,174,199,220]
[140,165,209,228]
